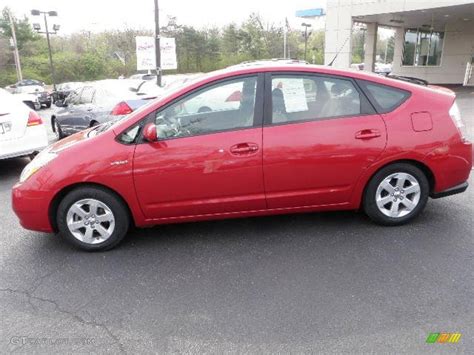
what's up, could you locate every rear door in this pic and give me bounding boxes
[262,72,387,208]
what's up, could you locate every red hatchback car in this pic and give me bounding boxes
[12,63,472,251]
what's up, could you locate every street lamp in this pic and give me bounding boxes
[301,23,312,61]
[31,9,59,90]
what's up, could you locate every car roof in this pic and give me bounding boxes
[111,62,452,135]
[188,62,451,97]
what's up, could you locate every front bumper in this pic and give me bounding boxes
[430,182,468,199]
[12,183,54,233]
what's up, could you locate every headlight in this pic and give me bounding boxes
[19,151,57,183]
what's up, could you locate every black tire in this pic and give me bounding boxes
[45,102,51,108]
[363,163,429,226]
[56,186,130,251]
[198,106,212,113]
[29,152,38,161]
[53,118,64,139]
[25,101,35,110]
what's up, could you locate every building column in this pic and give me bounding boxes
[364,22,378,72]
[390,27,405,75]
[324,2,353,68]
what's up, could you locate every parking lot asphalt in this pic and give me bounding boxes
[1,89,473,353]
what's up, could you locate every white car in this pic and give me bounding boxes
[0,89,48,160]
[14,92,41,111]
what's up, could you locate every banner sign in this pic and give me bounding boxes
[136,36,177,71]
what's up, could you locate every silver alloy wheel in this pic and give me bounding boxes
[66,199,115,244]
[375,172,421,218]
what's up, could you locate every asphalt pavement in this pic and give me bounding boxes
[0,89,473,353]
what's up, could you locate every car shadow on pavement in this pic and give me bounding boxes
[20,203,441,256]
[0,158,30,187]
[0,157,29,178]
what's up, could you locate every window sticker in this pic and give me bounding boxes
[274,78,309,113]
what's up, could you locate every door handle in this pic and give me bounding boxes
[230,143,259,155]
[355,129,381,140]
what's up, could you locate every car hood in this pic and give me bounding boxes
[49,128,94,154]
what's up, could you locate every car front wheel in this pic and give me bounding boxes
[53,119,64,139]
[56,187,130,251]
[363,163,429,225]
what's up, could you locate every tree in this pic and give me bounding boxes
[0,7,38,50]
[0,10,319,87]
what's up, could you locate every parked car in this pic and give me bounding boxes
[110,75,243,119]
[375,62,392,75]
[13,92,41,111]
[51,82,83,105]
[0,89,48,160]
[128,73,156,81]
[5,79,45,91]
[8,80,52,109]
[51,80,162,139]
[12,63,472,251]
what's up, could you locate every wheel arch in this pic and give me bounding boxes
[358,159,435,209]
[48,182,135,233]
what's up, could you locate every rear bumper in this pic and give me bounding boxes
[0,125,48,160]
[430,182,468,199]
[425,140,472,193]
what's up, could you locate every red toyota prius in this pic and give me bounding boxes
[12,63,472,251]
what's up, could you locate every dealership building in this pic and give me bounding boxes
[324,0,474,85]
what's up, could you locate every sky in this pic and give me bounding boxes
[2,0,328,34]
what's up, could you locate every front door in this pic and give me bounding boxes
[133,75,266,220]
[263,73,387,208]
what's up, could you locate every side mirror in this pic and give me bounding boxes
[143,123,158,142]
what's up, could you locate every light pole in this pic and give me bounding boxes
[31,10,59,90]
[301,23,312,61]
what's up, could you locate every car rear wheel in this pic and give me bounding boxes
[56,187,130,251]
[363,163,429,225]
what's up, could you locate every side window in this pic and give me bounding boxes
[66,89,82,105]
[271,75,361,124]
[358,80,410,113]
[79,87,95,104]
[154,76,257,139]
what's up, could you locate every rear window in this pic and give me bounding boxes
[358,80,410,113]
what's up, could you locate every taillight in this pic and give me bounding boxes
[449,101,467,141]
[27,111,43,126]
[111,101,133,115]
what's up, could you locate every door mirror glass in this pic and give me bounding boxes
[143,123,158,142]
